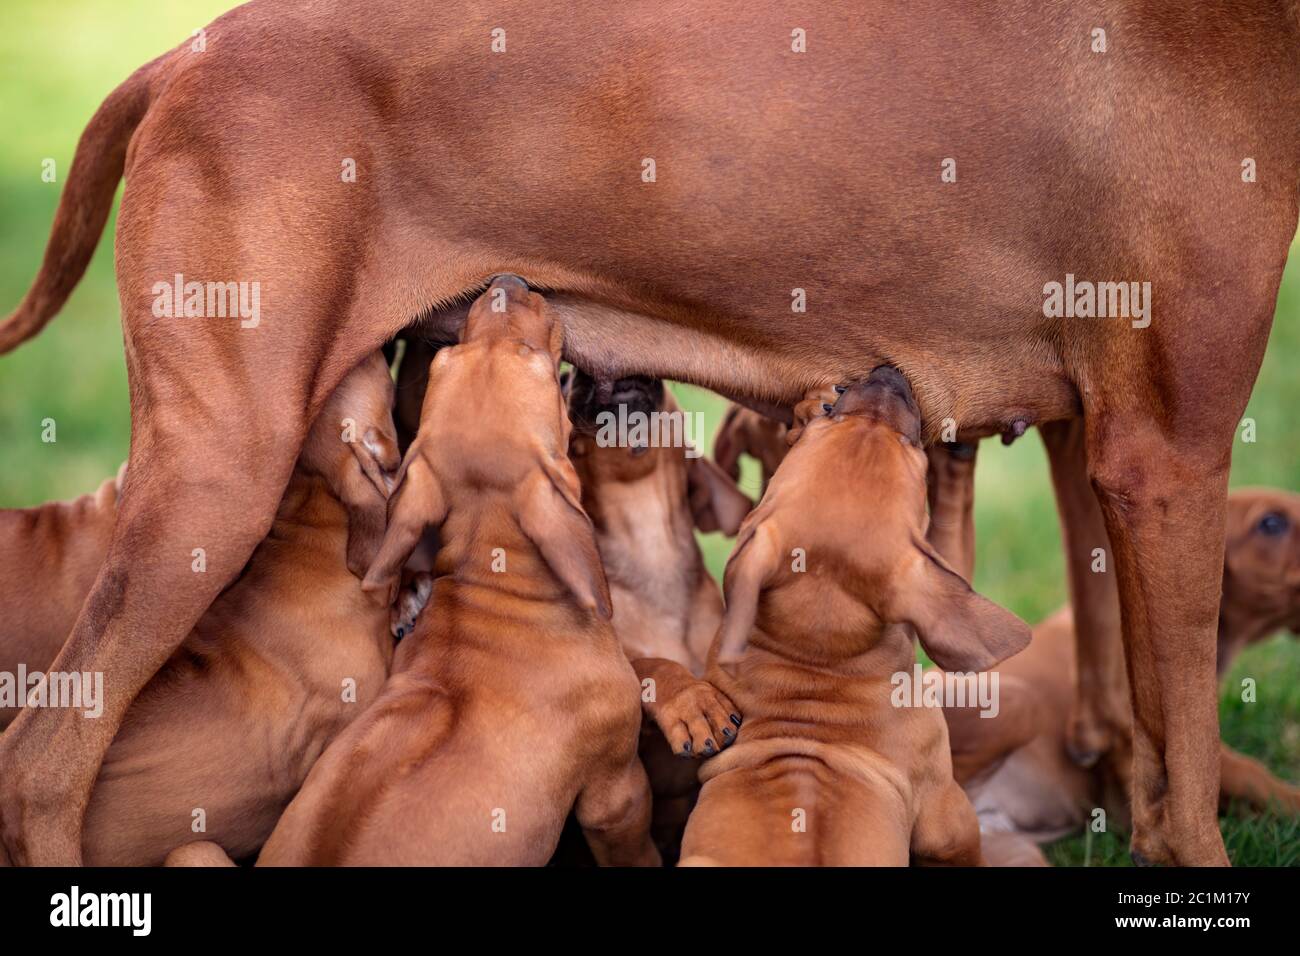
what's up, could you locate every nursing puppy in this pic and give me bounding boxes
[946,488,1300,865]
[0,352,399,865]
[565,373,750,706]
[564,370,751,856]
[0,466,125,728]
[678,368,1031,866]
[252,277,659,866]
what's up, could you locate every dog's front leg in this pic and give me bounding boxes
[634,657,740,759]
[1085,408,1233,866]
[1040,419,1131,780]
[924,441,979,580]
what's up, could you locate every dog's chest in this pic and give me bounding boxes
[596,490,698,611]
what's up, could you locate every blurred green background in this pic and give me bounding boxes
[1,0,1296,865]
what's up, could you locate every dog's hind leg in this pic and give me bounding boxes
[0,147,438,864]
[164,841,237,867]
[943,674,1044,788]
[912,780,983,867]
[1218,745,1300,815]
[576,754,662,867]
[979,830,1049,867]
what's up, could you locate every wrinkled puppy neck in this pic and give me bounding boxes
[462,274,562,359]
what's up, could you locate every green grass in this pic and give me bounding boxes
[1,0,1297,866]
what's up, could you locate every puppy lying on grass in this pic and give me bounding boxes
[943,488,1300,865]
[678,368,1031,866]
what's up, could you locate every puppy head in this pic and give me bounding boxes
[718,367,1030,672]
[362,276,612,616]
[1219,488,1300,669]
[298,351,402,577]
[566,370,752,535]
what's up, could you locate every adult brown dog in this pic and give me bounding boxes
[943,488,1300,866]
[564,370,750,856]
[244,277,659,866]
[0,352,399,864]
[677,369,1031,865]
[2,1,1297,866]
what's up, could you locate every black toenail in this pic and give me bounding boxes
[722,727,734,738]
[833,384,846,394]
[704,739,716,755]
[730,714,741,727]
[682,741,692,754]
[396,627,405,639]
[821,403,833,413]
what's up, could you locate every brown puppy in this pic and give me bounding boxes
[564,370,751,857]
[0,466,125,727]
[251,277,659,867]
[945,489,1300,865]
[565,373,750,697]
[713,401,979,568]
[0,351,400,865]
[678,368,1031,866]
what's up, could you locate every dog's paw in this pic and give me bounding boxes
[389,572,434,640]
[652,679,741,759]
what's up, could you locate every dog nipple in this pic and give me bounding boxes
[1000,417,1031,446]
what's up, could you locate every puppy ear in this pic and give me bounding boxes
[712,406,746,481]
[341,428,403,577]
[687,453,753,535]
[890,539,1031,672]
[786,391,836,446]
[517,456,613,618]
[545,302,565,363]
[341,475,390,578]
[362,455,447,606]
[715,520,779,658]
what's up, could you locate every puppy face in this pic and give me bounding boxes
[1220,488,1300,668]
[566,370,752,535]
[415,276,569,489]
[363,276,612,618]
[299,350,401,576]
[718,366,1030,672]
[567,372,666,482]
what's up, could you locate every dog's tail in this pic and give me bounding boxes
[0,55,163,355]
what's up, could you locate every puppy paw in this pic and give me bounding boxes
[652,679,741,759]
[787,385,842,444]
[389,572,434,640]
